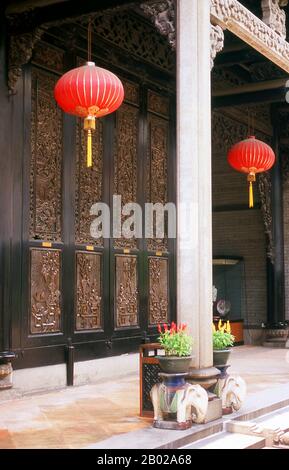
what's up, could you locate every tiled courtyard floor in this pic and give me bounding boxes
[0,346,289,449]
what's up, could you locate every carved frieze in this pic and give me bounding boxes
[32,41,64,73]
[75,118,103,246]
[114,103,138,250]
[76,252,102,330]
[123,80,139,105]
[261,0,288,39]
[30,249,61,334]
[146,111,169,252]
[115,255,138,328]
[258,172,274,261]
[30,67,62,242]
[211,0,289,74]
[149,257,169,325]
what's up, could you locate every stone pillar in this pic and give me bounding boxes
[177,0,218,387]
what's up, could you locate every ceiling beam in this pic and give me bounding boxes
[212,87,287,108]
[213,79,288,97]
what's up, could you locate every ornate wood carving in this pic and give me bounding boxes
[148,257,169,325]
[32,41,64,73]
[148,90,169,117]
[211,0,289,74]
[258,172,274,262]
[115,255,138,328]
[123,79,139,105]
[146,111,169,252]
[88,11,175,73]
[30,67,62,242]
[30,249,61,334]
[75,118,103,246]
[261,0,288,39]
[114,103,138,249]
[140,0,176,49]
[211,24,224,69]
[76,252,102,330]
[8,27,45,94]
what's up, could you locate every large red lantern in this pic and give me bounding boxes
[227,136,275,208]
[54,61,124,167]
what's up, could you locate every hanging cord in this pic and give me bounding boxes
[84,17,95,168]
[88,18,92,63]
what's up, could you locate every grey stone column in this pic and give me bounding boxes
[176,0,218,385]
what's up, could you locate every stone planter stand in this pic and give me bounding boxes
[0,352,16,390]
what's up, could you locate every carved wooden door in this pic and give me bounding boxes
[17,57,175,368]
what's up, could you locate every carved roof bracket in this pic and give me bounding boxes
[8,27,45,94]
[140,1,225,68]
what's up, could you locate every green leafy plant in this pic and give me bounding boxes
[212,320,235,350]
[158,322,193,357]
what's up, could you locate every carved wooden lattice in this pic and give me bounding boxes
[146,96,169,252]
[30,249,61,334]
[76,252,102,330]
[90,12,175,73]
[149,257,169,325]
[75,117,104,246]
[115,255,138,328]
[32,41,64,74]
[114,102,139,249]
[30,67,62,241]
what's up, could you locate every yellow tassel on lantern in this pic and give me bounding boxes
[247,172,256,209]
[84,116,96,168]
[87,130,92,168]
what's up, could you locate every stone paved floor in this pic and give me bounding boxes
[0,346,289,449]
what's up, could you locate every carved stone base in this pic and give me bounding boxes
[153,419,192,430]
[204,397,223,423]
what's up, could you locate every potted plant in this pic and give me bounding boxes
[212,320,235,366]
[157,322,193,374]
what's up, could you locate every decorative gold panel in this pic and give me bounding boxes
[148,91,169,117]
[146,113,169,252]
[148,257,169,325]
[76,252,102,330]
[114,103,138,249]
[75,119,103,246]
[32,41,64,73]
[123,80,139,105]
[30,249,61,334]
[30,68,62,241]
[115,255,138,328]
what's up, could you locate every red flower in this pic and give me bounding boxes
[157,324,162,334]
[164,324,168,332]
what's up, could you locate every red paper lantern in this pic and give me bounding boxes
[227,136,275,208]
[54,61,124,167]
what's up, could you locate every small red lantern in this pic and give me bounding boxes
[54,61,124,167]
[227,136,275,208]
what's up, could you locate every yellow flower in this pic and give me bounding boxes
[218,320,222,331]
[212,323,216,332]
[226,321,231,334]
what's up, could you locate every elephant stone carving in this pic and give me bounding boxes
[150,383,208,426]
[215,375,246,413]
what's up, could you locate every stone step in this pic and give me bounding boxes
[183,431,266,449]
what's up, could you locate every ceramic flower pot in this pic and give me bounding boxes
[213,349,231,367]
[157,356,193,374]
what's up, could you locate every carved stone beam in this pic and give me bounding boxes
[261,0,288,40]
[211,0,289,74]
[140,1,224,68]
